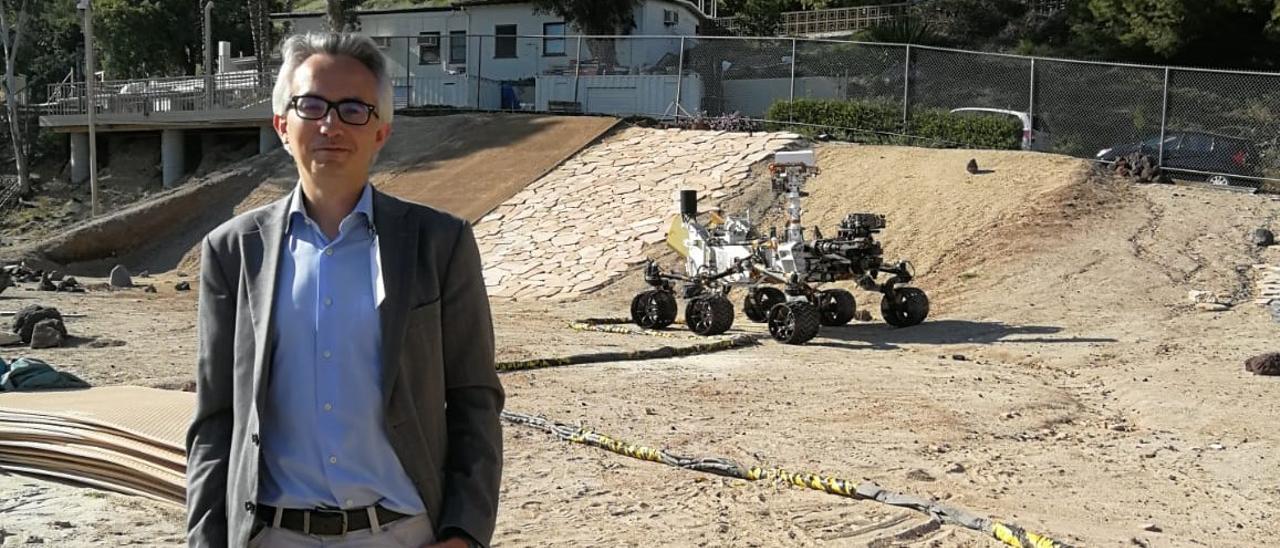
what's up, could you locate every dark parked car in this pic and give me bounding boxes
[1095,131,1261,187]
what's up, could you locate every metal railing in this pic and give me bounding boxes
[713,2,915,36]
[41,71,274,116]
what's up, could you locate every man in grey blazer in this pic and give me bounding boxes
[186,32,503,548]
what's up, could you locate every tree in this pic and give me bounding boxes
[0,0,31,195]
[246,0,272,73]
[530,0,641,66]
[326,0,359,32]
[1069,0,1280,69]
[734,0,787,36]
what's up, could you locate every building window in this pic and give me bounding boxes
[449,31,467,64]
[543,22,565,57]
[418,32,441,65]
[494,24,517,59]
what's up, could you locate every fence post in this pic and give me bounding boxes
[673,36,685,121]
[476,35,484,109]
[901,44,911,127]
[573,35,583,107]
[1159,67,1170,166]
[788,38,797,122]
[404,37,411,107]
[1027,57,1036,139]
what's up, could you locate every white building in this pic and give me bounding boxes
[270,0,707,115]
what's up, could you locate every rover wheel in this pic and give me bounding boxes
[817,288,856,326]
[767,301,821,344]
[881,287,929,327]
[686,295,734,336]
[630,290,677,329]
[743,286,786,323]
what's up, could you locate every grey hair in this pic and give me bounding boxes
[272,32,394,126]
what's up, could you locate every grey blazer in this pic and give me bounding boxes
[185,188,504,548]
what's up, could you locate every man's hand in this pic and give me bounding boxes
[423,537,472,548]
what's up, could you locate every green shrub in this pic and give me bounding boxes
[765,98,1023,150]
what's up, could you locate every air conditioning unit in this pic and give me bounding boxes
[663,9,679,25]
[372,36,391,49]
[418,35,440,47]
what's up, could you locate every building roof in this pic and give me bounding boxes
[269,0,710,23]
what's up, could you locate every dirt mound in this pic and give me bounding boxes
[16,113,614,276]
[170,113,616,274]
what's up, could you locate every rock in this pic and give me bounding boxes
[1252,228,1274,247]
[951,354,968,361]
[854,309,872,322]
[966,159,979,174]
[946,462,966,474]
[29,318,66,349]
[137,270,150,278]
[1195,302,1229,312]
[38,273,56,291]
[905,468,935,482]
[87,338,126,348]
[181,380,197,392]
[13,305,63,343]
[0,332,19,346]
[109,265,133,288]
[47,270,63,282]
[1187,290,1216,304]
[174,281,191,291]
[143,285,157,293]
[1245,352,1280,375]
[1142,523,1162,533]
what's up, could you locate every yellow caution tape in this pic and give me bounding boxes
[502,409,1076,548]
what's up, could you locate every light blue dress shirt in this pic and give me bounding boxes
[258,183,425,515]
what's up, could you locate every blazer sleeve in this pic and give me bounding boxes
[185,236,237,548]
[437,222,505,547]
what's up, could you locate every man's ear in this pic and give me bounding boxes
[372,122,392,153]
[272,113,288,143]
[376,122,392,146]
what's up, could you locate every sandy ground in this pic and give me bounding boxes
[2,144,1279,547]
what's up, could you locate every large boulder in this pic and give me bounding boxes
[109,265,133,288]
[29,318,67,349]
[13,305,63,344]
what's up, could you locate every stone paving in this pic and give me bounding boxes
[474,127,803,301]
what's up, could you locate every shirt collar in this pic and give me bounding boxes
[287,183,376,234]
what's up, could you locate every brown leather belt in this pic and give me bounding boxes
[256,504,408,536]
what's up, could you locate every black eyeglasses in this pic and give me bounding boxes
[287,95,379,126]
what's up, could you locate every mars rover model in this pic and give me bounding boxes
[629,149,929,344]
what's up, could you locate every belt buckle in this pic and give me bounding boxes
[311,507,349,536]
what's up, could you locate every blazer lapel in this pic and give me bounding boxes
[374,190,414,409]
[246,192,291,412]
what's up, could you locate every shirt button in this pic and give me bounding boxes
[325,248,334,256]
[323,350,332,359]
[323,403,333,411]
[329,456,338,464]
[324,297,333,307]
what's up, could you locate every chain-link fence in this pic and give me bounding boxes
[365,33,1280,188]
[67,32,1252,189]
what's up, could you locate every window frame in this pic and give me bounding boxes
[494,24,518,59]
[417,31,441,65]
[449,30,467,65]
[542,22,566,57]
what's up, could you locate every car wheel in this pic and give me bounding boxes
[1207,174,1231,186]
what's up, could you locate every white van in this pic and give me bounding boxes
[949,108,1053,151]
